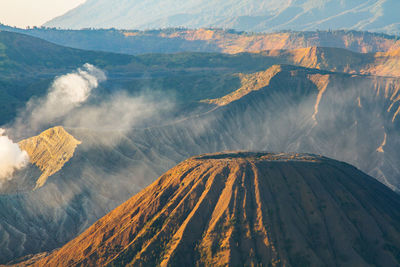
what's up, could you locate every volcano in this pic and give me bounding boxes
[24,152,400,267]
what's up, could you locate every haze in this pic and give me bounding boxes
[0,0,86,28]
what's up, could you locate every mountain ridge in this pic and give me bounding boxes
[1,64,400,263]
[2,26,400,55]
[2,31,400,264]
[18,126,81,190]
[44,0,400,34]
[20,152,400,266]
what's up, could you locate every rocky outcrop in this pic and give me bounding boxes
[204,65,282,106]
[18,126,81,190]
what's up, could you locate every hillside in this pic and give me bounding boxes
[1,32,400,263]
[1,30,399,127]
[23,152,400,266]
[2,26,400,55]
[127,65,400,190]
[2,65,400,263]
[0,30,135,124]
[44,0,400,34]
[261,46,400,77]
[0,30,132,75]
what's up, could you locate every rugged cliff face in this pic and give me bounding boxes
[18,126,81,190]
[159,29,400,54]
[256,46,400,77]
[203,65,282,106]
[24,152,400,267]
[0,128,157,264]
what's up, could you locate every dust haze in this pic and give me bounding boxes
[1,63,174,183]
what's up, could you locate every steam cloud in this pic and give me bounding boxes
[12,63,171,135]
[15,63,106,134]
[2,63,173,184]
[0,63,106,184]
[0,129,29,183]
[64,92,173,132]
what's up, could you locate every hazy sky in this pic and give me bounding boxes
[0,0,86,28]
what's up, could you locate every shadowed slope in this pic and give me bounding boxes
[28,152,400,267]
[3,65,400,264]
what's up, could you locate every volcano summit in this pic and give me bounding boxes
[24,152,400,267]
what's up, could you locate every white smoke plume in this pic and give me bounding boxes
[15,63,106,134]
[63,92,174,132]
[0,63,105,184]
[0,128,29,183]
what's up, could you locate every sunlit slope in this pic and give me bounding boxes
[262,46,400,77]
[18,126,81,190]
[2,65,400,264]
[0,127,164,264]
[1,32,400,263]
[28,152,400,266]
[161,29,400,54]
[128,65,400,191]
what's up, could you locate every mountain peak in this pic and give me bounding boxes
[27,151,400,266]
[193,151,322,162]
[18,126,81,190]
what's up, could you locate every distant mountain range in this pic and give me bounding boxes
[44,0,400,34]
[1,25,400,56]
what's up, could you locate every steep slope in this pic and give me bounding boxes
[128,65,400,191]
[1,30,400,128]
[0,128,157,264]
[3,65,400,264]
[25,152,400,266]
[18,126,81,190]
[44,0,400,34]
[0,30,132,75]
[1,32,400,263]
[366,47,400,77]
[285,46,400,77]
[203,65,282,106]
[2,65,400,264]
[267,46,400,77]
[0,30,136,125]
[162,29,400,54]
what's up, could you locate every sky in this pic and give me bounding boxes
[0,0,86,28]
